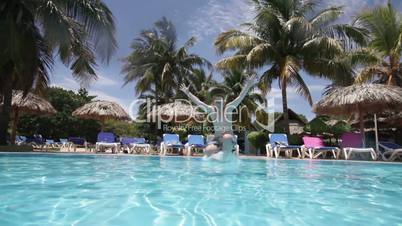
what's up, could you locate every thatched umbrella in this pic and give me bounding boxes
[148,102,205,122]
[72,100,131,130]
[2,91,57,144]
[313,84,402,149]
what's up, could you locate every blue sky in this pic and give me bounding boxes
[51,0,402,120]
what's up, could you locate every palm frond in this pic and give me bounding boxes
[216,55,247,70]
[355,66,389,84]
[215,30,261,54]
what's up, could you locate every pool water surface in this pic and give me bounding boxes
[0,153,401,226]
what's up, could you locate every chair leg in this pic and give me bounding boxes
[274,147,279,158]
[344,149,349,160]
[370,150,377,160]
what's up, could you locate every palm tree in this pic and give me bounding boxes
[354,1,402,86]
[210,69,265,128]
[214,0,366,135]
[122,17,211,106]
[183,69,217,102]
[0,0,116,144]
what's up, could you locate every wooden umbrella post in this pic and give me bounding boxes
[101,119,105,132]
[10,109,19,145]
[358,107,365,147]
[374,114,379,152]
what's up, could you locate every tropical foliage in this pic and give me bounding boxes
[214,0,367,134]
[209,69,265,128]
[354,1,402,86]
[18,88,101,142]
[247,131,268,154]
[122,17,211,105]
[0,0,116,144]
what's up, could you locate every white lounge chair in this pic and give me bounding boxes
[95,132,120,153]
[160,134,184,156]
[341,132,377,160]
[379,142,402,161]
[266,133,301,158]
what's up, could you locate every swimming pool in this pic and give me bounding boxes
[0,153,401,226]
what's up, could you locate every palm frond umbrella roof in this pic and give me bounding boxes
[72,100,131,121]
[149,102,205,122]
[0,91,56,144]
[10,91,56,115]
[313,84,402,115]
[313,84,402,149]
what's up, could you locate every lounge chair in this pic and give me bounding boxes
[95,132,120,153]
[185,135,206,156]
[68,137,89,152]
[233,135,240,155]
[341,132,377,160]
[15,136,27,145]
[160,133,184,156]
[121,137,151,154]
[30,135,46,149]
[57,139,70,150]
[302,136,340,159]
[265,133,301,158]
[44,139,58,151]
[378,142,402,161]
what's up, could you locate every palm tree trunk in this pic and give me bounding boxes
[0,74,13,145]
[281,79,290,135]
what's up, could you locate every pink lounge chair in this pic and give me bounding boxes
[341,133,377,160]
[302,136,340,159]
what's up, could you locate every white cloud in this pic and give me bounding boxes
[188,0,396,41]
[188,0,254,40]
[95,74,119,87]
[51,77,81,90]
[325,0,377,21]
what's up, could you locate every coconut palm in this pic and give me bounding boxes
[122,17,211,106]
[0,0,116,144]
[354,1,402,86]
[210,69,265,128]
[184,69,217,103]
[214,0,367,134]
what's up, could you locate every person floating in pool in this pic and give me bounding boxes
[180,74,258,161]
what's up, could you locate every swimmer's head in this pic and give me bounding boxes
[222,133,234,151]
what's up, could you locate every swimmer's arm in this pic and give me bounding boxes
[228,74,258,107]
[180,84,213,113]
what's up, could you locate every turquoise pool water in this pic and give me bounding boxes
[0,153,402,226]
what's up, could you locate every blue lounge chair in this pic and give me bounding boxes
[29,135,46,149]
[57,139,70,149]
[68,137,88,152]
[266,133,301,158]
[379,142,402,161]
[185,135,206,156]
[44,139,57,150]
[15,136,27,145]
[160,133,184,156]
[95,132,120,153]
[121,137,150,154]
